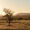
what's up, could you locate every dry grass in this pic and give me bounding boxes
[0,20,30,30]
[11,20,30,29]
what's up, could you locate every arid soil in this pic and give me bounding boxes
[0,20,30,30]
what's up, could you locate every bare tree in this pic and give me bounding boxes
[3,8,13,26]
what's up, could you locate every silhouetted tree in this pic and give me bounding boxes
[20,17,23,20]
[28,17,30,20]
[17,17,23,20]
[3,8,13,26]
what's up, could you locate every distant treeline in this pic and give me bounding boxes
[12,16,30,20]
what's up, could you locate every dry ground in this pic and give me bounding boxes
[0,20,30,30]
[11,20,30,29]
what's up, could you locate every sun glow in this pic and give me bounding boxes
[0,8,6,16]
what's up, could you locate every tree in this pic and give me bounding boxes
[3,8,13,26]
[28,17,30,20]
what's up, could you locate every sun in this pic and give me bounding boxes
[0,8,6,16]
[2,12,6,16]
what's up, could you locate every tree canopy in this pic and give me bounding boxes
[3,8,13,16]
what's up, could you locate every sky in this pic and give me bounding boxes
[0,0,30,13]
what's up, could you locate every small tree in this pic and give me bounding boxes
[28,17,30,20]
[3,8,13,26]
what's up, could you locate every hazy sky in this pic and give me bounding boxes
[0,0,30,13]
